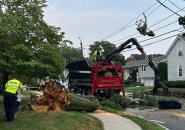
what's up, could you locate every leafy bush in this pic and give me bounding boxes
[110,94,132,108]
[133,92,157,106]
[144,95,157,106]
[100,94,133,110]
[100,100,122,110]
[162,81,185,88]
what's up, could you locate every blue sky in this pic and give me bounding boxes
[44,0,185,58]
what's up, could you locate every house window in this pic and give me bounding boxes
[177,47,183,57]
[178,66,183,77]
[141,66,146,72]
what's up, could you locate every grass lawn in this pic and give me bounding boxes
[0,96,103,130]
[125,86,152,93]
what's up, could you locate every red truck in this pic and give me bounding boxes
[63,60,124,98]
[63,38,168,98]
[91,62,125,98]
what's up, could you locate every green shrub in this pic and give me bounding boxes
[100,100,122,110]
[100,94,133,110]
[162,81,185,88]
[132,92,157,106]
[144,95,157,106]
[110,94,132,108]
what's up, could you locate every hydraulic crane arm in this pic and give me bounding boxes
[105,38,168,96]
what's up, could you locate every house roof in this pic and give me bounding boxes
[165,35,185,56]
[123,56,167,68]
[131,54,145,60]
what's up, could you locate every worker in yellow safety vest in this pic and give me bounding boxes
[93,45,104,62]
[3,78,23,121]
[93,50,101,62]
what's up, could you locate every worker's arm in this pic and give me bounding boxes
[19,82,23,95]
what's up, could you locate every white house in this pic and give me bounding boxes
[123,56,167,86]
[165,34,185,81]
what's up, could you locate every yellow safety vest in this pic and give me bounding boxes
[5,79,23,94]
[93,50,101,61]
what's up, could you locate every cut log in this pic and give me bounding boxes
[27,80,99,112]
[65,93,99,112]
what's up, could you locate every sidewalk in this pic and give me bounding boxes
[89,110,142,130]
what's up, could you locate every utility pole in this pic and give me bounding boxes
[78,37,83,57]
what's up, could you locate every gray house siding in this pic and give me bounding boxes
[139,65,154,78]
[166,35,185,81]
[139,65,155,86]
[124,56,166,86]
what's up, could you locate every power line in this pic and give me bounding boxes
[152,20,178,32]
[139,27,183,43]
[122,33,182,53]
[133,20,179,39]
[113,6,185,44]
[122,3,165,31]
[113,20,177,44]
[168,0,185,12]
[116,26,182,46]
[101,0,167,40]
[157,0,182,16]
[84,1,184,49]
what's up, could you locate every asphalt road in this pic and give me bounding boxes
[125,107,185,130]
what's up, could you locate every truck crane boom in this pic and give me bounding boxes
[103,38,168,96]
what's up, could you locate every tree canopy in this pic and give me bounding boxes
[89,41,126,65]
[60,44,84,65]
[0,0,66,86]
[127,68,138,83]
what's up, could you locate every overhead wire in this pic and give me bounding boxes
[168,0,185,12]
[139,27,183,43]
[101,0,167,40]
[122,32,183,53]
[83,28,183,56]
[83,0,184,52]
[115,27,182,46]
[129,20,179,40]
[122,2,166,30]
[113,6,185,44]
[156,0,182,16]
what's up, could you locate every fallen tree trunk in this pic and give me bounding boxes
[27,80,99,112]
[65,93,99,112]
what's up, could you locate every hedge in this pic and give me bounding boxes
[162,81,185,88]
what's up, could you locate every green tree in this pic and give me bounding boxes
[128,68,138,83]
[157,62,167,81]
[60,44,84,64]
[0,0,66,87]
[89,41,126,65]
